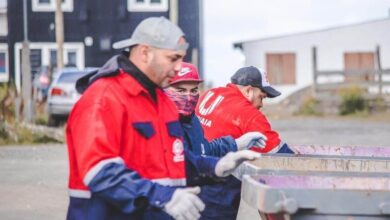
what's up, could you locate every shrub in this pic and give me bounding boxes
[296,97,321,116]
[338,86,368,115]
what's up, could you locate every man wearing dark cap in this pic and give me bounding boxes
[195,66,294,219]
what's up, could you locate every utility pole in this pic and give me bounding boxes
[21,0,33,123]
[169,0,178,25]
[55,0,64,69]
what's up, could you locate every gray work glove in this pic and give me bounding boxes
[164,187,205,220]
[235,131,267,151]
[215,150,261,177]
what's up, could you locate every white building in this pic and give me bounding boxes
[234,17,390,102]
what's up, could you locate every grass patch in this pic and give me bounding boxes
[338,86,368,115]
[295,97,322,116]
[0,122,61,145]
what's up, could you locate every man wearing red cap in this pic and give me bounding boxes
[164,62,267,156]
[164,63,267,218]
[195,66,295,219]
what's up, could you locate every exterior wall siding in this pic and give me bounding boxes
[7,0,200,85]
[240,19,390,102]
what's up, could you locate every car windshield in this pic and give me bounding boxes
[58,71,88,83]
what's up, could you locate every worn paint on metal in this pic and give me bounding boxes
[292,145,390,157]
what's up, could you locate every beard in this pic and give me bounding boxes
[148,57,174,88]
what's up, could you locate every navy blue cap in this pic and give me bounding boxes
[231,66,281,98]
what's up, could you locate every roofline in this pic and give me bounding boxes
[234,17,390,45]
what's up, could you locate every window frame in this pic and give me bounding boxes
[0,44,9,82]
[127,0,168,12]
[32,0,74,12]
[14,42,84,92]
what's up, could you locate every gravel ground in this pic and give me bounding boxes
[271,116,390,146]
[1,117,390,219]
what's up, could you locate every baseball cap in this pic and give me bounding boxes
[231,66,281,98]
[112,16,189,51]
[169,62,203,85]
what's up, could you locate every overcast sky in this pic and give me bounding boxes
[203,0,390,87]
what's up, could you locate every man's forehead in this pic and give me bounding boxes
[159,47,186,57]
[173,82,199,89]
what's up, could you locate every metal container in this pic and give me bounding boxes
[292,145,390,157]
[233,154,390,180]
[242,174,390,219]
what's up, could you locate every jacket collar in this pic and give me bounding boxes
[76,51,158,101]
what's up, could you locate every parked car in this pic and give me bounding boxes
[47,68,96,126]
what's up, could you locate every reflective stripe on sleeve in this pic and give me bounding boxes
[151,178,186,186]
[83,157,124,186]
[68,189,91,199]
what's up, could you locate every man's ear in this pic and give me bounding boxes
[138,44,152,63]
[243,85,253,98]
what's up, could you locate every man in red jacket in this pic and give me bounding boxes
[195,66,294,219]
[196,66,293,153]
[66,17,262,220]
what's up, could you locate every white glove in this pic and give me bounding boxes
[214,150,261,177]
[164,187,205,220]
[235,131,267,150]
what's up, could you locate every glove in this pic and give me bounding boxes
[164,187,205,220]
[214,150,261,177]
[235,131,267,150]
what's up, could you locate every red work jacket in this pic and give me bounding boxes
[195,84,281,153]
[67,70,186,196]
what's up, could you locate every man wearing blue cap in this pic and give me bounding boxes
[196,66,295,219]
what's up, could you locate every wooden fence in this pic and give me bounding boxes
[312,46,390,99]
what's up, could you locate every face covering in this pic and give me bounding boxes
[165,89,199,116]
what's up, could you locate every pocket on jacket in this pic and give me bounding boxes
[132,122,155,139]
[166,121,183,138]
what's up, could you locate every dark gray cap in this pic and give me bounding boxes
[231,66,281,98]
[112,16,189,51]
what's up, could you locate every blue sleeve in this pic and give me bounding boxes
[185,149,219,177]
[191,116,237,157]
[185,149,222,186]
[204,136,237,157]
[277,142,295,154]
[87,162,176,214]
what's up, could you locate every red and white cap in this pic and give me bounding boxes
[169,62,203,85]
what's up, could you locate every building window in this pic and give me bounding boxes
[266,53,296,85]
[38,0,51,3]
[67,51,77,67]
[344,52,375,82]
[50,49,57,66]
[0,47,8,82]
[32,0,73,12]
[0,53,5,73]
[128,0,168,12]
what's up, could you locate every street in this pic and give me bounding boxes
[1,117,390,219]
[0,144,68,220]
